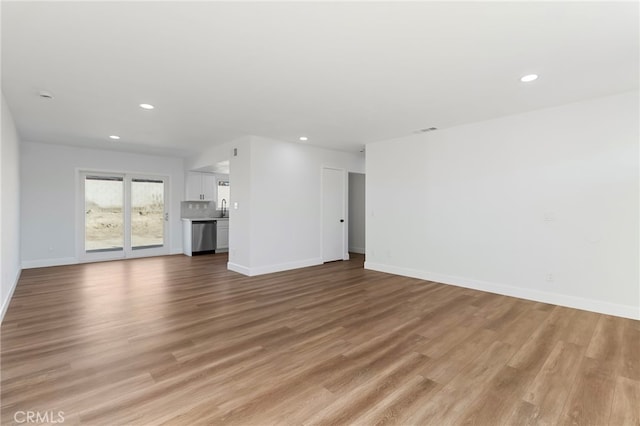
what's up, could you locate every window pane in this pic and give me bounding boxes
[217,181,230,211]
[85,176,124,252]
[131,179,164,249]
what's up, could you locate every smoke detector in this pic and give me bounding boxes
[38,90,54,100]
[415,127,437,133]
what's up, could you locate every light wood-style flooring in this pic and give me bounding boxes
[1,254,638,425]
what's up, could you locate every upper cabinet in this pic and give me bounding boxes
[185,172,216,201]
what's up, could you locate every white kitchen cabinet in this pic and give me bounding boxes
[201,174,216,200]
[185,173,201,201]
[182,219,193,256]
[216,220,229,251]
[185,172,216,201]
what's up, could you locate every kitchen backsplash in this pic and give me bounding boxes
[181,201,217,219]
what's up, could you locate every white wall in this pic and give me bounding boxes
[186,138,238,172]
[227,137,252,273]
[366,91,639,319]
[1,94,22,321]
[21,141,185,267]
[348,172,366,254]
[226,136,365,275]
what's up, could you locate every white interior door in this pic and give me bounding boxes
[322,167,346,262]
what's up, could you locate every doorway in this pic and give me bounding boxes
[322,167,347,262]
[79,172,169,262]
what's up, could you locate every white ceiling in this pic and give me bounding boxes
[2,1,638,157]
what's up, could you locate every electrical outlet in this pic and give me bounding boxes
[545,273,554,282]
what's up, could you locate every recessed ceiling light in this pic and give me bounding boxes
[139,103,155,110]
[109,135,121,140]
[520,74,539,83]
[299,136,308,141]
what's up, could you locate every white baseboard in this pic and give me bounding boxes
[227,262,251,276]
[170,247,184,255]
[229,258,323,277]
[1,268,22,323]
[22,257,78,269]
[364,261,640,320]
[349,247,365,254]
[250,258,323,276]
[23,251,185,268]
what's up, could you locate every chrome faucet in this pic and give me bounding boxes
[221,198,227,218]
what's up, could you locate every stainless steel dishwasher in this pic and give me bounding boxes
[191,220,216,254]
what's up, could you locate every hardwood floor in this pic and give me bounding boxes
[1,254,638,425]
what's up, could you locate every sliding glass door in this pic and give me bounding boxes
[84,175,125,253]
[131,178,165,250]
[81,172,169,262]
